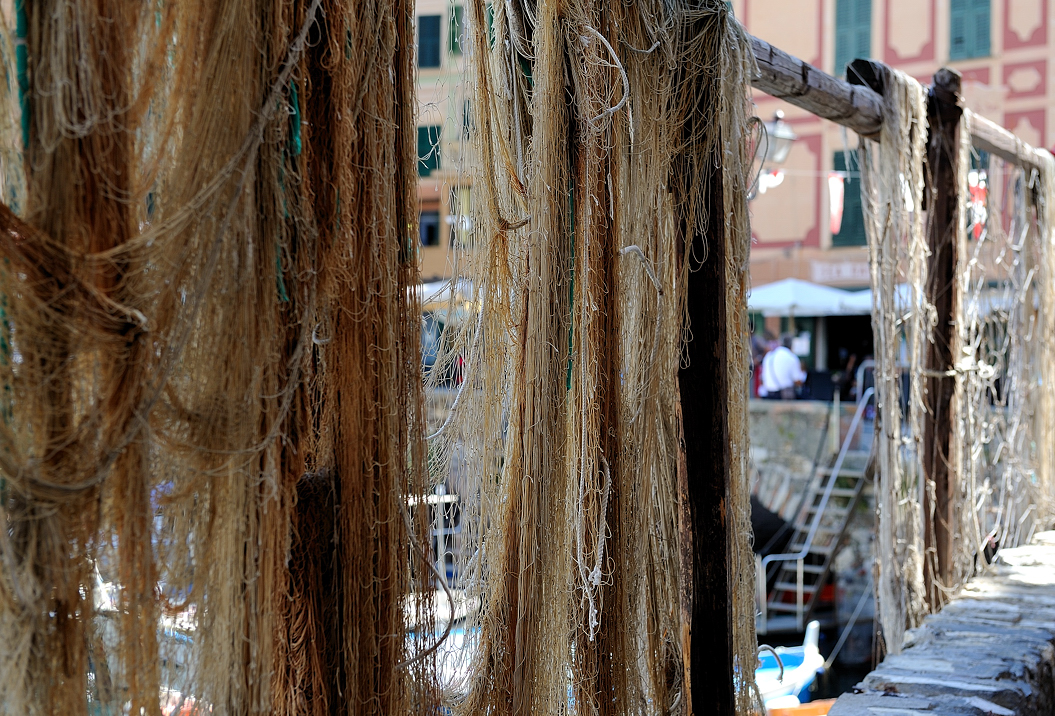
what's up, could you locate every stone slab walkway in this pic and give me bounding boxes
[828,531,1055,716]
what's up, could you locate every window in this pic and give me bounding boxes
[449,186,471,248]
[418,15,441,68]
[462,99,472,137]
[420,210,441,247]
[834,0,871,78]
[449,5,464,55]
[418,125,441,177]
[421,312,441,374]
[486,3,495,48]
[832,151,866,247]
[967,150,990,240]
[950,0,990,60]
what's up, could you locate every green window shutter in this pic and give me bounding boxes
[835,0,852,76]
[972,0,990,58]
[970,149,990,172]
[749,312,765,337]
[852,0,870,77]
[419,15,441,67]
[950,1,967,59]
[832,151,866,247]
[418,125,441,177]
[835,0,871,78]
[950,0,990,60]
[449,5,464,55]
[834,0,851,77]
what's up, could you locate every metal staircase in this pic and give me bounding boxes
[757,387,874,634]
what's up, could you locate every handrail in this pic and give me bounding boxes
[855,358,875,401]
[758,387,875,632]
[760,386,874,572]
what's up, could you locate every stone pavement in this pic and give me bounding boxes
[828,531,1055,716]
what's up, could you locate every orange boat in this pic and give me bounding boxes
[768,699,836,716]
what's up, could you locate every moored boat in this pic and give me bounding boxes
[757,621,825,710]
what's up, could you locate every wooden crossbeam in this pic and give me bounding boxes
[747,33,1048,170]
[968,110,1046,172]
[750,35,883,138]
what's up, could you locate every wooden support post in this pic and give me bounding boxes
[678,158,734,715]
[922,68,963,608]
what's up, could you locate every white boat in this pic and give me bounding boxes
[757,621,825,710]
[416,603,825,710]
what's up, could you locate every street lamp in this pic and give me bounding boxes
[751,110,798,198]
[762,110,797,165]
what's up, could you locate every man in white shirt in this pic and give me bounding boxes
[759,336,806,400]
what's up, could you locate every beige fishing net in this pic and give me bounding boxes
[0,0,763,713]
[858,68,931,655]
[1031,150,1055,526]
[947,127,1055,595]
[0,2,435,714]
[860,69,1055,655]
[424,0,760,713]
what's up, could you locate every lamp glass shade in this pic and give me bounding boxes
[764,117,797,165]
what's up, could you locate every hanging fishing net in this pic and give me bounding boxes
[421,0,761,712]
[947,122,1055,595]
[0,0,766,713]
[859,67,1055,655]
[0,2,436,714]
[857,67,931,655]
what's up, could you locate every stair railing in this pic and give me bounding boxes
[757,387,874,634]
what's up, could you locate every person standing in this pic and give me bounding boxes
[758,335,806,400]
[750,330,770,397]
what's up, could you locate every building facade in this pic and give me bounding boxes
[414,0,470,281]
[738,0,1051,288]
[411,1,1051,288]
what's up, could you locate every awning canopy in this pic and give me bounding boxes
[748,278,862,317]
[837,288,877,315]
[411,279,474,312]
[842,285,1022,317]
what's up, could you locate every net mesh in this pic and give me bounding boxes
[0,2,435,714]
[424,1,760,713]
[948,127,1055,594]
[859,68,931,654]
[860,71,1055,654]
[0,1,764,712]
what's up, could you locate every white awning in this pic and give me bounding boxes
[842,285,1023,317]
[748,278,859,317]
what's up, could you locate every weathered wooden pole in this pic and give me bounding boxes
[677,154,735,715]
[674,18,736,705]
[922,68,964,607]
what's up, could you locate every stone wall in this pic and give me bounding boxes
[751,399,877,664]
[750,400,832,521]
[830,532,1055,716]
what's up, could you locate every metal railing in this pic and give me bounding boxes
[756,386,874,634]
